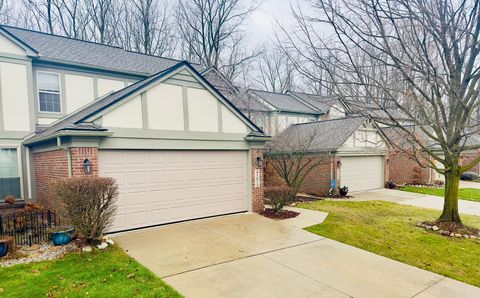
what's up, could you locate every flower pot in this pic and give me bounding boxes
[0,242,8,258]
[339,190,348,196]
[51,227,74,246]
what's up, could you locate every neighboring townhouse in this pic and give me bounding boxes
[265,117,388,195]
[0,25,269,232]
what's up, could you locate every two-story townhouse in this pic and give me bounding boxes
[0,26,269,231]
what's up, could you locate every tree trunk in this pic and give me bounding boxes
[438,165,462,224]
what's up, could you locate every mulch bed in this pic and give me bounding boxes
[260,208,300,220]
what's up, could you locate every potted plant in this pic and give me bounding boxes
[339,186,349,196]
[0,236,14,258]
[48,226,75,246]
[386,180,396,189]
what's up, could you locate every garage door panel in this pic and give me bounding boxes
[99,150,249,232]
[340,156,384,192]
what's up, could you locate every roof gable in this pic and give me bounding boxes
[26,61,263,144]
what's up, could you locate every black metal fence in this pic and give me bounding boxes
[0,210,58,246]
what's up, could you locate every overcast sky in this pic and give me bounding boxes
[247,0,305,44]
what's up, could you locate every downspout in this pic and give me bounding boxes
[57,136,72,177]
[328,152,335,195]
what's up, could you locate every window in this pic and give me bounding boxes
[0,148,21,199]
[38,72,61,113]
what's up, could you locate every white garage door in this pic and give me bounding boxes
[99,150,249,232]
[340,156,384,192]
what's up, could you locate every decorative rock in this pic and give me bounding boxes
[97,242,108,250]
[416,222,424,227]
[106,239,114,245]
[102,236,109,242]
[441,230,450,236]
[432,226,439,231]
[82,246,92,253]
[470,235,477,239]
[455,234,462,238]
[463,234,470,238]
[450,233,455,237]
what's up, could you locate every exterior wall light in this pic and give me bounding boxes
[337,160,342,168]
[83,159,92,175]
[256,156,265,168]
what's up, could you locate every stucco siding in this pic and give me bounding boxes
[147,83,184,130]
[65,74,94,113]
[0,33,26,56]
[0,62,30,131]
[103,95,142,128]
[97,78,125,97]
[187,87,218,132]
[222,105,247,133]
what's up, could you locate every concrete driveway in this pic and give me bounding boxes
[113,213,480,298]
[352,188,480,216]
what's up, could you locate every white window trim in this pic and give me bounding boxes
[37,70,62,114]
[0,145,24,199]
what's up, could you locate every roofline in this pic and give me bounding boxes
[0,25,39,57]
[291,115,366,127]
[248,89,320,115]
[286,91,324,113]
[24,130,112,146]
[201,66,241,93]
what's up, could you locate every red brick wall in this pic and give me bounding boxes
[461,150,480,174]
[265,155,337,196]
[34,150,69,211]
[34,147,98,212]
[387,149,431,185]
[251,149,265,212]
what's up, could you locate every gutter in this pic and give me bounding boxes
[57,136,72,177]
[23,130,112,146]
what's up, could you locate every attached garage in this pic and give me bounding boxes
[340,156,384,192]
[99,150,249,232]
[27,61,267,233]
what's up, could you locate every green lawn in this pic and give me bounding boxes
[400,186,480,202]
[0,245,181,298]
[299,200,480,287]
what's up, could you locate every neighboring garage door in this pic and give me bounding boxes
[99,150,248,232]
[340,156,384,192]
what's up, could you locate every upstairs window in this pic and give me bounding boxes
[38,72,61,113]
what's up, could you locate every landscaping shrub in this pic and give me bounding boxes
[51,177,119,243]
[461,172,479,181]
[264,186,294,213]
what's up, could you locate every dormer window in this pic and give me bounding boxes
[38,71,61,113]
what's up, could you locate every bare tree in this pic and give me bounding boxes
[0,0,15,24]
[53,0,90,39]
[267,125,328,196]
[86,0,119,44]
[254,48,296,93]
[128,0,176,56]
[22,0,56,33]
[176,0,260,80]
[280,0,480,224]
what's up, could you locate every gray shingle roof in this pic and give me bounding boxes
[288,91,340,113]
[202,68,270,112]
[250,89,318,114]
[2,25,201,76]
[281,117,366,152]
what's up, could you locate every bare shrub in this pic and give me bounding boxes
[51,177,118,243]
[264,186,294,213]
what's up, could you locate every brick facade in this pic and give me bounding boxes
[265,155,339,196]
[386,149,431,185]
[34,147,98,212]
[461,150,480,174]
[251,149,265,212]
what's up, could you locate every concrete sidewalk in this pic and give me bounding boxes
[114,212,480,298]
[352,188,480,216]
